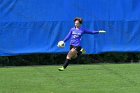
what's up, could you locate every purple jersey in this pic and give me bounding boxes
[63,27,99,46]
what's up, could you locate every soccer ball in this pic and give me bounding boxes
[57,41,65,48]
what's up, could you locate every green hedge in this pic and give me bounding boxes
[0,53,140,66]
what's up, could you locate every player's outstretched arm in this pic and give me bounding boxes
[84,29,106,34]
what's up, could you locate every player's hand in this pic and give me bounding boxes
[99,30,106,34]
[57,41,65,48]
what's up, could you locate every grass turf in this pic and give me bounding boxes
[0,63,140,93]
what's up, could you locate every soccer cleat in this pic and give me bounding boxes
[80,48,86,54]
[58,67,65,71]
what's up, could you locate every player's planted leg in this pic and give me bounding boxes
[58,48,77,71]
[58,59,71,71]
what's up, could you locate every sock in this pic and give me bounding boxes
[63,59,71,69]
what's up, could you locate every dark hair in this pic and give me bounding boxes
[74,17,83,24]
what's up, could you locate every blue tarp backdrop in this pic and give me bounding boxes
[0,0,140,56]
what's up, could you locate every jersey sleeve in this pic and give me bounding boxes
[63,29,72,42]
[83,29,99,34]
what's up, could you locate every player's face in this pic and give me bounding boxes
[75,20,81,28]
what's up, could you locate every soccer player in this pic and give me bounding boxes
[58,17,106,71]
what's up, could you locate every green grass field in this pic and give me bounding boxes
[0,63,140,93]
